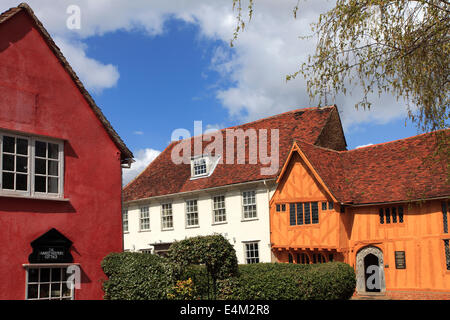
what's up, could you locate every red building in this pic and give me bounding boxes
[0,4,133,300]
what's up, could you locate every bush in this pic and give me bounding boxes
[101,252,177,300]
[218,262,355,300]
[167,234,239,298]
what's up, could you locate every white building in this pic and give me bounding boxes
[122,106,347,264]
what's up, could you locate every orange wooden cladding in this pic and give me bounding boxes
[270,144,450,294]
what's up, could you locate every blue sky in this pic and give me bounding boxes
[1,1,419,183]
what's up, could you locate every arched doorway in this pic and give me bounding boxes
[356,246,386,294]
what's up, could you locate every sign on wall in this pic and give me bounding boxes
[395,251,406,269]
[28,228,73,263]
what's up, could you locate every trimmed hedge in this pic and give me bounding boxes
[101,252,177,300]
[167,234,239,280]
[218,262,356,300]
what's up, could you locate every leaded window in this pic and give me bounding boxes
[311,202,319,224]
[443,201,448,234]
[444,239,450,271]
[193,158,207,176]
[304,202,311,224]
[289,203,296,226]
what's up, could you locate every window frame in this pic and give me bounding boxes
[122,208,129,233]
[244,241,260,264]
[25,266,74,300]
[185,199,199,228]
[0,131,64,199]
[139,206,150,231]
[212,195,227,224]
[242,190,257,220]
[161,203,174,230]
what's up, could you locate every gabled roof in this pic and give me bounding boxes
[285,130,450,205]
[0,3,133,161]
[123,106,340,201]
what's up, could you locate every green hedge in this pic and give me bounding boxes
[167,234,239,280]
[218,262,356,300]
[101,252,177,300]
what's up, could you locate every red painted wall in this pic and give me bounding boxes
[0,11,123,300]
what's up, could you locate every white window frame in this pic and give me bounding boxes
[212,195,227,224]
[122,208,128,233]
[185,199,199,228]
[192,157,207,177]
[139,206,150,231]
[0,131,64,199]
[24,265,75,300]
[242,190,257,220]
[244,241,260,264]
[161,203,174,230]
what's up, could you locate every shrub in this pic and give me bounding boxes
[167,234,239,298]
[218,262,355,300]
[101,252,177,300]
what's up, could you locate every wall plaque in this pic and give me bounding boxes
[28,228,73,264]
[395,251,406,269]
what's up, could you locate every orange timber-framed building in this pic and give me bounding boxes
[270,130,450,299]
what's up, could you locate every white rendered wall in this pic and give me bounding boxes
[124,182,275,264]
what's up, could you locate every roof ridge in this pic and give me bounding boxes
[347,128,449,152]
[174,105,336,143]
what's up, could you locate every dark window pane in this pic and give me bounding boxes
[51,283,61,298]
[40,268,50,282]
[35,141,47,158]
[281,204,285,211]
[328,202,334,210]
[28,268,39,282]
[16,174,27,191]
[304,203,311,224]
[39,284,50,299]
[276,204,280,212]
[3,136,15,153]
[35,158,46,175]
[312,202,319,224]
[62,285,71,297]
[385,208,391,224]
[35,176,46,193]
[288,253,293,263]
[322,202,327,210]
[442,202,448,233]
[48,160,58,176]
[27,284,39,299]
[48,177,58,193]
[16,156,28,173]
[296,254,300,264]
[48,143,59,159]
[392,207,397,223]
[289,203,296,226]
[399,207,404,223]
[2,172,14,189]
[3,154,14,171]
[379,208,384,224]
[51,268,61,282]
[296,203,303,225]
[17,138,28,155]
[329,254,334,262]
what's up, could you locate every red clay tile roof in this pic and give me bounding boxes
[123,106,338,201]
[296,129,450,205]
[0,3,133,161]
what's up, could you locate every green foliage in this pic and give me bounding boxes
[167,234,239,280]
[232,0,449,132]
[166,234,239,299]
[218,262,356,300]
[101,252,178,300]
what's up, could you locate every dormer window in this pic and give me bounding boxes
[190,154,220,179]
[193,158,207,176]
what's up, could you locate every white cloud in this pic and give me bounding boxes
[54,37,119,93]
[122,148,161,185]
[133,131,144,135]
[0,0,411,128]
